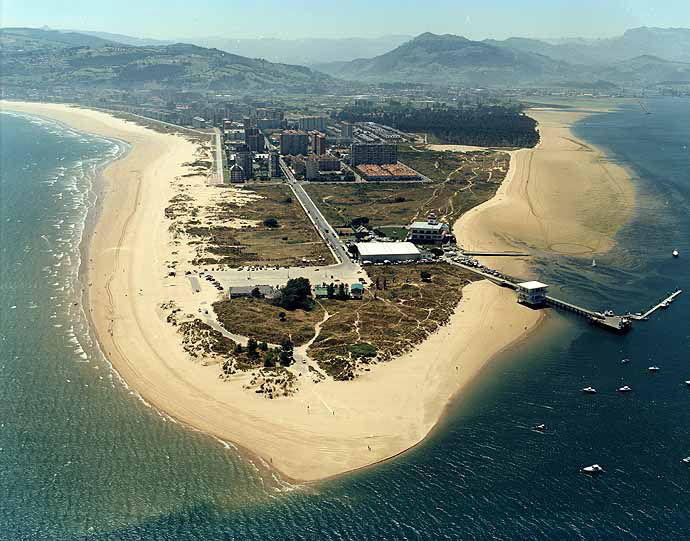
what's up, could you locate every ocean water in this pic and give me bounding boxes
[1,98,689,540]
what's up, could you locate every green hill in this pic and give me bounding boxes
[0,27,332,93]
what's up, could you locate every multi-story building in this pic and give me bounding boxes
[268,152,281,178]
[341,122,354,139]
[244,127,265,152]
[235,151,253,180]
[229,163,245,183]
[318,157,341,171]
[305,158,319,181]
[407,215,449,244]
[298,116,327,131]
[311,132,327,155]
[279,130,309,156]
[350,143,397,166]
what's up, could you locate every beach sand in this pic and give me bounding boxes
[455,107,636,277]
[1,101,627,482]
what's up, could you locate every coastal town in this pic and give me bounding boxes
[152,102,527,393]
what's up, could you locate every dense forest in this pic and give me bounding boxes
[335,105,539,148]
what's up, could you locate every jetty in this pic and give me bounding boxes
[447,260,631,333]
[628,290,683,321]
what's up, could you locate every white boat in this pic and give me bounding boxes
[621,358,630,364]
[618,385,632,393]
[534,423,546,431]
[661,301,670,309]
[581,464,604,474]
[683,457,690,464]
[673,250,679,258]
[582,386,597,394]
[685,380,690,387]
[592,259,597,267]
[648,366,660,372]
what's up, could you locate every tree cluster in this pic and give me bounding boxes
[273,277,313,311]
[335,104,539,148]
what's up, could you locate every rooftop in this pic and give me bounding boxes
[410,221,447,231]
[356,241,420,257]
[518,281,549,290]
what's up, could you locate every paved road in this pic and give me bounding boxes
[213,128,225,185]
[279,157,356,269]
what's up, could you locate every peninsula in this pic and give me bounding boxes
[2,99,634,482]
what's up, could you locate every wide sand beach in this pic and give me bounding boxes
[1,100,633,482]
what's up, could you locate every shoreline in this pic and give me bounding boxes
[454,105,636,278]
[0,100,631,483]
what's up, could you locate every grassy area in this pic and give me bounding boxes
[304,149,508,232]
[307,264,477,380]
[181,185,334,267]
[213,296,326,346]
[398,145,508,182]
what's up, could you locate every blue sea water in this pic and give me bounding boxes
[1,98,689,540]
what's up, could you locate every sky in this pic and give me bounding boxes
[2,0,690,41]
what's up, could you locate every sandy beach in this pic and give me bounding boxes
[454,107,636,277]
[0,101,629,483]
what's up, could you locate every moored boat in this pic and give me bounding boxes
[618,385,632,393]
[582,386,597,394]
[581,464,604,475]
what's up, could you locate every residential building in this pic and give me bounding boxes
[280,130,309,156]
[311,132,327,155]
[318,157,341,172]
[305,158,319,181]
[191,116,207,128]
[355,241,421,264]
[229,285,277,299]
[229,163,245,183]
[357,163,419,181]
[298,116,327,131]
[407,216,450,244]
[341,122,354,139]
[236,151,252,180]
[268,152,281,178]
[351,143,397,166]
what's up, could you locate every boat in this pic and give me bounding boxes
[673,250,679,258]
[581,464,604,475]
[648,366,660,372]
[685,380,690,387]
[660,301,670,309]
[683,457,690,465]
[618,385,632,393]
[582,386,597,394]
[534,423,547,431]
[591,259,597,267]
[621,358,630,364]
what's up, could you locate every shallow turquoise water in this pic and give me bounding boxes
[1,99,689,539]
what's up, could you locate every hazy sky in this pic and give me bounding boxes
[2,0,689,40]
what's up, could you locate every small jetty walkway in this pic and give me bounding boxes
[628,289,683,320]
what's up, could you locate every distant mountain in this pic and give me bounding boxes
[316,32,574,86]
[594,55,690,86]
[0,28,333,93]
[194,35,413,65]
[316,29,690,88]
[64,29,174,47]
[487,27,690,65]
[58,31,412,65]
[0,27,127,49]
